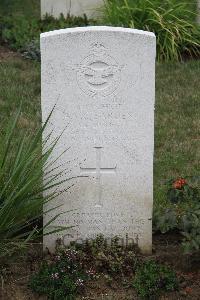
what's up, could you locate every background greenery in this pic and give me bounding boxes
[0,0,40,18]
[103,0,200,61]
[0,0,199,61]
[0,0,197,20]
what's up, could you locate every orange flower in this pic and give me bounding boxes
[180,178,187,185]
[185,287,192,294]
[173,178,187,189]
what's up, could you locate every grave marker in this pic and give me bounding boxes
[41,0,103,19]
[41,26,156,254]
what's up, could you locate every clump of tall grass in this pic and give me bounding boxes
[103,0,200,61]
[0,108,70,258]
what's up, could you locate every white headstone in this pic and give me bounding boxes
[41,0,103,19]
[41,26,156,255]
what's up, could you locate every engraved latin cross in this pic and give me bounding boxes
[80,147,117,207]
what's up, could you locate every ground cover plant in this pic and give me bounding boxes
[29,248,91,299]
[133,260,178,299]
[103,0,200,61]
[29,235,179,299]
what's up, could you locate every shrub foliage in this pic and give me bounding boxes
[0,14,96,61]
[103,0,200,61]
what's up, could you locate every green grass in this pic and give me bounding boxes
[0,55,200,206]
[155,60,200,204]
[0,57,41,131]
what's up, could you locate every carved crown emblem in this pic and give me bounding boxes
[90,42,107,56]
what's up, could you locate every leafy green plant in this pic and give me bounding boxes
[133,260,178,299]
[103,0,200,61]
[181,202,200,254]
[153,206,178,233]
[29,248,90,300]
[0,108,70,258]
[154,201,200,254]
[1,16,40,50]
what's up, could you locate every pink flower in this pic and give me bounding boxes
[86,268,96,277]
[51,273,59,280]
[75,278,84,287]
[55,255,61,261]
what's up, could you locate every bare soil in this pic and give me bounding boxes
[0,233,199,300]
[0,45,20,62]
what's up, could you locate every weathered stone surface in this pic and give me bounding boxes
[41,0,103,18]
[41,26,156,254]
